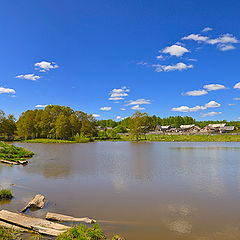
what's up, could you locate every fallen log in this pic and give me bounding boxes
[1,159,19,165]
[46,212,96,224]
[21,194,45,212]
[0,210,69,237]
[17,160,28,165]
[0,220,28,232]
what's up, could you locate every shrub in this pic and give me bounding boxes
[0,189,13,199]
[0,227,17,240]
[56,224,105,240]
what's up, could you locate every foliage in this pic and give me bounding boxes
[23,139,74,143]
[74,133,90,143]
[129,111,151,141]
[0,142,34,161]
[0,227,16,240]
[0,110,16,139]
[81,115,98,139]
[56,224,105,240]
[0,189,13,199]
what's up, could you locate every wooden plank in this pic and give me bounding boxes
[1,159,19,165]
[0,220,28,232]
[0,210,69,236]
[21,194,45,212]
[46,212,96,224]
[31,225,65,237]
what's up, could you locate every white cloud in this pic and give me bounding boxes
[131,105,145,110]
[228,103,236,106]
[100,107,112,111]
[172,101,220,113]
[182,34,209,42]
[156,55,164,60]
[218,44,235,51]
[182,33,239,51]
[127,99,151,106]
[34,61,59,72]
[202,27,213,32]
[153,62,193,72]
[172,105,206,112]
[184,90,208,96]
[16,74,41,81]
[136,61,148,66]
[205,100,221,108]
[203,84,226,91]
[234,98,240,100]
[0,87,16,94]
[109,86,130,101]
[116,116,122,120]
[92,114,100,118]
[120,108,126,111]
[201,112,222,117]
[234,82,240,89]
[35,104,48,108]
[162,44,189,57]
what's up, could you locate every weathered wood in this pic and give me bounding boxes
[46,212,96,224]
[31,225,66,237]
[1,159,19,165]
[0,210,69,236]
[0,220,28,232]
[17,160,28,165]
[21,194,45,212]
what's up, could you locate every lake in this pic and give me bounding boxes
[1,142,240,239]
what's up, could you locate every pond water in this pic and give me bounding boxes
[1,142,240,239]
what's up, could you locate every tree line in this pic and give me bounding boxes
[0,105,240,140]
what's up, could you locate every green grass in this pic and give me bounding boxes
[56,224,105,240]
[0,189,13,199]
[111,134,240,142]
[0,227,20,240]
[0,142,34,161]
[23,139,74,143]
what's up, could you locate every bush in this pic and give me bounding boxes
[0,189,13,199]
[0,227,17,240]
[74,133,90,143]
[56,224,105,240]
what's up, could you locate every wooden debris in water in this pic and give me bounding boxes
[46,212,96,224]
[21,194,45,212]
[0,210,69,237]
[0,220,28,232]
[17,160,28,165]
[1,159,19,165]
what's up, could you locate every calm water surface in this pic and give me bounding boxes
[1,142,240,239]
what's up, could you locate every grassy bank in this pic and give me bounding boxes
[0,142,34,162]
[23,139,74,143]
[117,134,240,142]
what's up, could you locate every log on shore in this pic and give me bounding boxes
[0,220,28,232]
[21,194,45,212]
[46,212,96,224]
[0,210,69,237]
[1,159,19,165]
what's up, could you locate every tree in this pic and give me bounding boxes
[81,115,98,140]
[129,111,150,141]
[55,113,71,139]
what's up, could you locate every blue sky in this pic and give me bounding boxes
[1,0,240,121]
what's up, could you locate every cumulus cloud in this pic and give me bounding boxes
[228,103,236,106]
[203,84,226,91]
[0,87,16,94]
[234,82,240,89]
[120,108,126,111]
[34,61,59,72]
[172,101,221,113]
[182,33,239,51]
[201,112,222,117]
[136,61,148,66]
[35,104,48,108]
[153,62,193,72]
[127,99,151,106]
[100,107,112,111]
[116,116,122,120]
[92,114,100,118]
[162,44,189,57]
[202,27,213,32]
[184,90,208,96]
[16,74,41,81]
[131,105,145,110]
[205,100,221,108]
[156,55,164,60]
[109,86,130,101]
[234,98,240,100]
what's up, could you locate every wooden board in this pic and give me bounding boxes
[0,210,69,236]
[46,212,96,223]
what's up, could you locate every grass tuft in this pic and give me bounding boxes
[0,189,13,199]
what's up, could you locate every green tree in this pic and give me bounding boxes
[55,113,71,139]
[81,115,98,140]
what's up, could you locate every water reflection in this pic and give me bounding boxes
[0,142,240,240]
